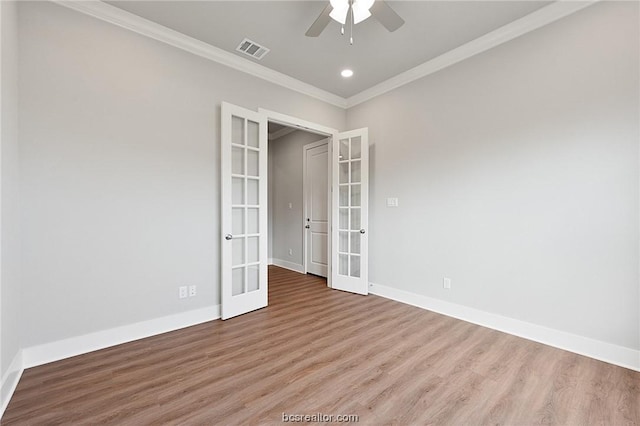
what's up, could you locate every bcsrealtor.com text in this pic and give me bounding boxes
[282,412,359,423]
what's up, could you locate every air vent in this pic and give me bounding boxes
[235,38,270,60]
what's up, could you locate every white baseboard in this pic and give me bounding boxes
[369,282,640,372]
[270,258,305,274]
[1,350,24,419]
[23,305,220,369]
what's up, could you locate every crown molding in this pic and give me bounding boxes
[52,0,348,109]
[53,0,596,111]
[346,0,598,108]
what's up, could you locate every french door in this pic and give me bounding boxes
[221,104,369,318]
[331,129,369,295]
[221,102,268,319]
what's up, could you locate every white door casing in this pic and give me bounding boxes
[221,102,268,319]
[303,140,329,277]
[331,128,369,295]
[258,108,338,288]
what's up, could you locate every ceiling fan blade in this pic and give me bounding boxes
[370,0,405,32]
[305,3,333,37]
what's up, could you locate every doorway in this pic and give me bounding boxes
[221,103,369,319]
[303,140,329,277]
[268,122,328,278]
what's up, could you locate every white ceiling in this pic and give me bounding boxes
[107,1,551,98]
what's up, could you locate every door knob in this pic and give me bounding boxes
[225,234,233,240]
[305,225,310,229]
[360,229,366,234]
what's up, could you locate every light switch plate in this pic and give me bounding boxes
[386,197,399,207]
[443,277,451,289]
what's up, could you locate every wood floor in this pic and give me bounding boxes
[3,266,639,425]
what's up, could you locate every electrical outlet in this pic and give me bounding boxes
[189,285,197,297]
[288,248,293,256]
[386,197,399,207]
[443,277,451,290]
[179,286,188,299]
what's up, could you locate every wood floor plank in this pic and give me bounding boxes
[3,266,639,425]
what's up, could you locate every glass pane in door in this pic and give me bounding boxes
[339,139,349,160]
[232,267,244,296]
[339,231,349,252]
[350,255,360,278]
[247,179,259,205]
[247,208,259,234]
[339,186,349,207]
[350,232,361,254]
[339,208,349,230]
[247,150,259,177]
[339,254,349,275]
[339,163,349,183]
[350,208,360,230]
[232,147,244,175]
[351,137,361,159]
[232,178,244,205]
[233,238,245,266]
[232,116,245,145]
[247,236,259,263]
[351,184,361,207]
[247,265,259,292]
[232,208,244,235]
[351,161,361,183]
[247,120,259,148]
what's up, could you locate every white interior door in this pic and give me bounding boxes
[331,128,369,295]
[221,102,268,319]
[304,140,329,277]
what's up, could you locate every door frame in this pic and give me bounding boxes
[302,138,330,276]
[258,108,337,288]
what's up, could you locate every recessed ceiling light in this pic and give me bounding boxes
[341,69,354,78]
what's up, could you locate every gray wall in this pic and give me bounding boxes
[347,1,639,350]
[8,0,640,364]
[1,0,21,391]
[18,2,345,347]
[268,130,327,268]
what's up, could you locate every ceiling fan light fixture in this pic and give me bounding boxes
[329,0,375,25]
[305,0,403,39]
[329,5,348,25]
[352,0,375,23]
[352,6,371,24]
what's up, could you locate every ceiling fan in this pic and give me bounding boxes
[305,0,405,44]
